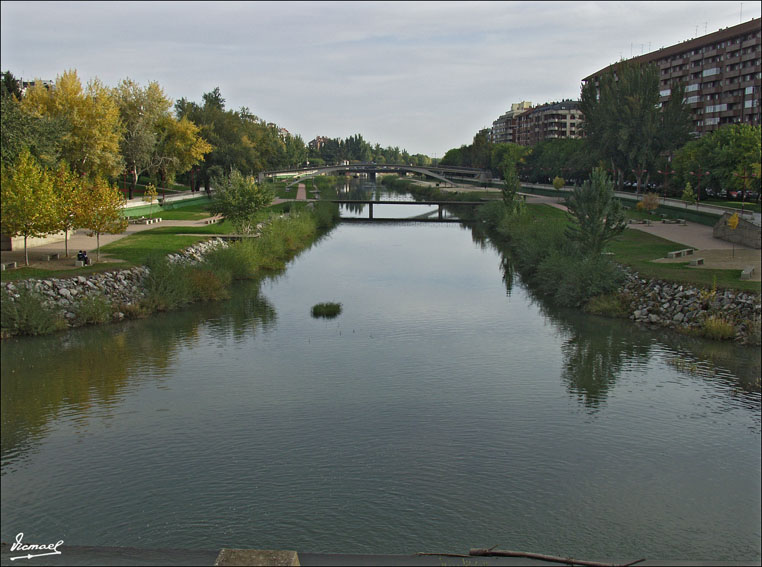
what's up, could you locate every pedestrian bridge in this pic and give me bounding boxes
[333,199,486,222]
[259,164,490,188]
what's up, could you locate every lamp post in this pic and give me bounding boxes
[733,167,758,213]
[657,168,675,203]
[689,169,710,209]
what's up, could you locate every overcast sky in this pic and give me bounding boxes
[2,1,760,157]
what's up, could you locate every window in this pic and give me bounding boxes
[685,83,700,92]
[705,117,720,125]
[686,95,701,104]
[660,88,671,97]
[702,67,720,77]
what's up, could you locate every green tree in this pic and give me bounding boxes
[580,61,690,192]
[209,169,273,234]
[672,124,761,199]
[76,177,128,261]
[0,150,60,265]
[1,88,66,169]
[113,78,172,198]
[52,162,85,257]
[565,168,627,255]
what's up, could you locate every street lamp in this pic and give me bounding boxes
[657,168,675,203]
[689,169,710,209]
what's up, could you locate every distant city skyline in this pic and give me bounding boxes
[2,1,760,157]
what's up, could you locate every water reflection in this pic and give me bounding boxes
[485,229,760,412]
[0,283,277,465]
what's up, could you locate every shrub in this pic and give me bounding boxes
[311,302,342,318]
[533,251,624,307]
[73,293,113,326]
[552,176,565,190]
[188,268,231,302]
[585,292,631,318]
[142,255,194,311]
[1,286,66,336]
[702,315,736,341]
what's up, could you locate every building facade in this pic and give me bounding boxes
[514,100,583,147]
[490,101,532,144]
[583,18,762,136]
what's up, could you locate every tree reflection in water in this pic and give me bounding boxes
[0,281,277,463]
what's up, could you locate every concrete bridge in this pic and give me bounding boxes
[332,199,486,222]
[259,164,490,188]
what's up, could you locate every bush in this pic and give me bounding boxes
[73,293,113,326]
[1,286,66,336]
[701,315,736,341]
[533,251,624,307]
[585,292,631,318]
[142,255,194,311]
[188,268,231,302]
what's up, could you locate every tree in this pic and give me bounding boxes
[152,115,212,187]
[22,70,124,180]
[1,70,22,100]
[143,183,158,219]
[502,166,525,216]
[113,78,172,198]
[580,61,690,192]
[1,88,66,169]
[52,162,86,257]
[209,169,273,234]
[76,177,128,261]
[565,168,627,255]
[0,150,60,265]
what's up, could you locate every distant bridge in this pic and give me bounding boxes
[258,164,491,187]
[332,199,486,222]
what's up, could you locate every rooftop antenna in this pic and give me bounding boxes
[740,2,743,23]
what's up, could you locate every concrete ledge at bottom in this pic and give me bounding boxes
[215,548,300,566]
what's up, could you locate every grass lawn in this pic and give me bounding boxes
[523,204,759,293]
[99,232,211,265]
[607,229,760,293]
[703,199,761,214]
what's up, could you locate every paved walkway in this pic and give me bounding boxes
[1,217,218,271]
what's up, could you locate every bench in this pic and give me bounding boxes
[667,248,695,259]
[690,258,704,266]
[2,261,18,270]
[203,217,222,225]
[741,266,755,281]
[45,253,59,261]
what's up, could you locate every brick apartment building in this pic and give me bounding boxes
[514,100,583,146]
[490,100,582,147]
[583,18,762,136]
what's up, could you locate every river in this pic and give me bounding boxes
[1,183,760,561]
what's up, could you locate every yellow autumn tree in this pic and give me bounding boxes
[153,115,212,185]
[76,178,128,261]
[22,69,124,180]
[0,150,60,265]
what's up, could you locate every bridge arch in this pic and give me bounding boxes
[278,164,456,188]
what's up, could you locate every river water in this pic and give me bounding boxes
[1,185,760,561]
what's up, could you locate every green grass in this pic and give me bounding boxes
[99,233,211,265]
[703,199,761,213]
[607,229,760,293]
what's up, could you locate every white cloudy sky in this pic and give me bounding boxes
[2,1,760,157]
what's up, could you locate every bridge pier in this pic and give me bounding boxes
[438,205,443,220]
[368,203,373,219]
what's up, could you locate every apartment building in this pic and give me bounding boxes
[490,101,533,144]
[583,18,761,135]
[514,100,583,147]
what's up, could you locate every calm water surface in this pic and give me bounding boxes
[1,192,760,561]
